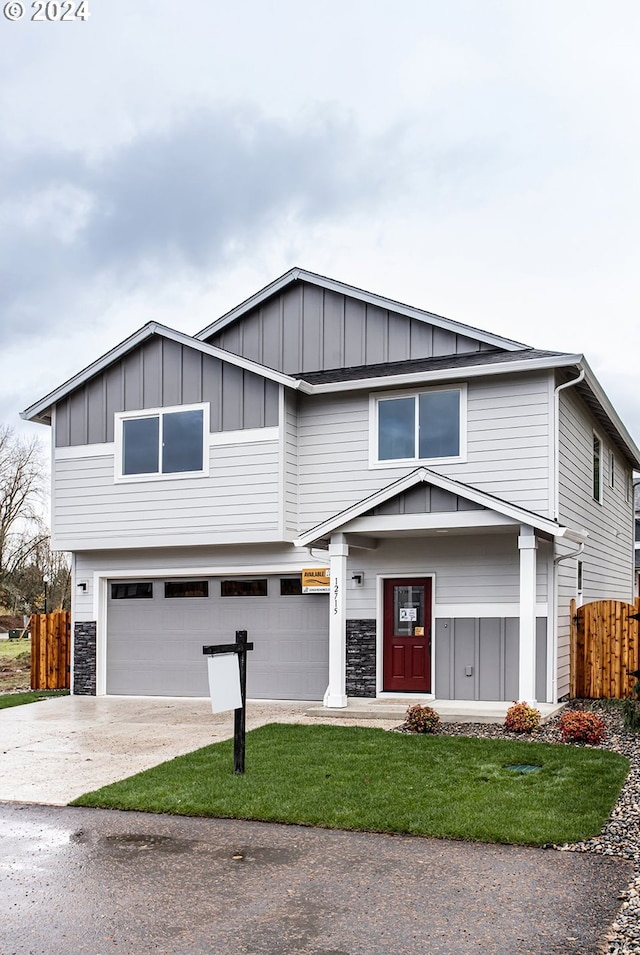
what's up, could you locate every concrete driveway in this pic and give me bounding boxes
[0,695,400,804]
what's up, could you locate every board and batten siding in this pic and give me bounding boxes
[54,438,281,550]
[206,281,493,375]
[55,336,279,447]
[297,372,553,529]
[555,386,635,699]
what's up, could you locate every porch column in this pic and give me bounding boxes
[518,524,538,705]
[324,533,348,708]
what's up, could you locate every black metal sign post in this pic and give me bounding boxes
[203,630,254,774]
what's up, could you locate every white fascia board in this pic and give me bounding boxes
[196,267,529,351]
[293,466,588,547]
[297,353,584,396]
[21,321,300,426]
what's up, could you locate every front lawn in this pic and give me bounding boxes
[71,723,628,845]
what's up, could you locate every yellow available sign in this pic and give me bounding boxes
[302,568,330,593]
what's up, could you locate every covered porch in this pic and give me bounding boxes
[294,468,587,710]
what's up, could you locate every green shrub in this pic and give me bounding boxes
[405,704,440,734]
[504,701,541,734]
[622,698,640,733]
[558,710,605,745]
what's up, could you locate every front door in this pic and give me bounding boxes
[383,578,432,693]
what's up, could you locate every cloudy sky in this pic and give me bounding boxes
[3,1,640,449]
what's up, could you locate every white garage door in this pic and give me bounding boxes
[106,575,329,700]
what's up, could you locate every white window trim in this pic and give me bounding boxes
[115,402,210,483]
[368,383,467,469]
[592,430,603,504]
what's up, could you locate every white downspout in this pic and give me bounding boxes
[550,368,585,703]
[553,368,585,522]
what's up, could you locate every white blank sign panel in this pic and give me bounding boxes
[207,653,242,713]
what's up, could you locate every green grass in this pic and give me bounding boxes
[0,689,69,710]
[71,723,629,845]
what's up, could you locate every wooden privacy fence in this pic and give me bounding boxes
[570,597,640,699]
[30,611,71,690]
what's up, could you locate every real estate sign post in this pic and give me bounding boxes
[203,630,254,774]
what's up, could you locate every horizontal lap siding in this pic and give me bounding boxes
[556,388,635,699]
[72,545,319,622]
[298,374,552,529]
[54,441,281,549]
[345,537,549,619]
[558,389,634,600]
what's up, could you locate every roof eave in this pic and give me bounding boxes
[296,352,585,395]
[20,322,301,425]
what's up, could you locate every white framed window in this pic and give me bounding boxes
[592,432,602,503]
[115,403,209,481]
[609,451,615,488]
[370,385,466,467]
[577,560,583,602]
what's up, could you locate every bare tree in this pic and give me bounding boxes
[0,425,48,608]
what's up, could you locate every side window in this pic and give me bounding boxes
[592,433,602,503]
[118,404,207,479]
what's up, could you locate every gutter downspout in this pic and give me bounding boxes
[550,367,585,703]
[551,540,585,702]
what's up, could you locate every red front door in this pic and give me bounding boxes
[383,578,432,693]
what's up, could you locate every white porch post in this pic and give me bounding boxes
[518,524,538,705]
[324,532,348,708]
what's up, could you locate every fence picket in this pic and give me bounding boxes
[573,599,639,699]
[30,611,71,690]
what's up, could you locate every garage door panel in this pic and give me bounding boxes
[107,578,328,700]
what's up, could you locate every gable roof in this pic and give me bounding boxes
[195,267,530,352]
[20,321,301,426]
[293,467,589,548]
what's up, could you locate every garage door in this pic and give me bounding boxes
[106,575,329,700]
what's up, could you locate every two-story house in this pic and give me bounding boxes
[21,268,640,708]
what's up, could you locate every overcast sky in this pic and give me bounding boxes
[3,1,640,451]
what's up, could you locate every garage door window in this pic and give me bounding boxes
[221,579,268,597]
[111,582,153,599]
[280,577,303,596]
[164,580,209,598]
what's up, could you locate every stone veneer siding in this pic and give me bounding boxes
[73,621,97,695]
[346,619,376,698]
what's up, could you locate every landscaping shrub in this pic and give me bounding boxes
[405,704,440,734]
[622,698,640,733]
[504,701,541,734]
[558,710,606,745]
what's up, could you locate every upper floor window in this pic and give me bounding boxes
[609,451,615,488]
[117,404,208,480]
[373,387,465,465]
[593,433,602,503]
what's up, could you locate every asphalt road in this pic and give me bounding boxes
[0,802,631,955]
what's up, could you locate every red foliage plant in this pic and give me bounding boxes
[558,710,606,745]
[504,701,541,734]
[405,704,440,734]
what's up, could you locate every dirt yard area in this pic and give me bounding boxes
[0,639,31,692]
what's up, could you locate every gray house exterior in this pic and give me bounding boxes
[22,268,640,706]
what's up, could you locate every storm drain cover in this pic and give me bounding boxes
[504,764,542,774]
